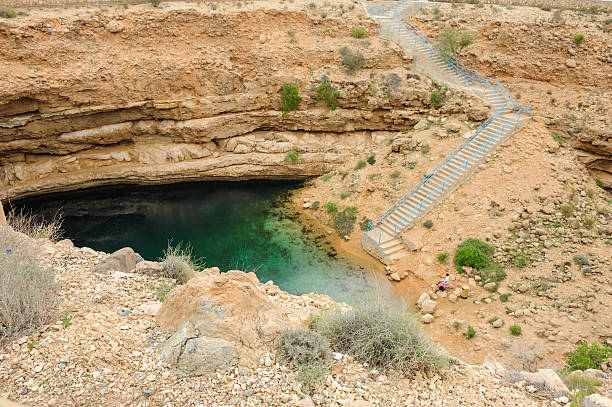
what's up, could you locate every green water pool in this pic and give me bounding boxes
[14,182,390,305]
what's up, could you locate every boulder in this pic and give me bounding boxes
[91,247,135,274]
[421,314,434,324]
[420,299,436,314]
[483,282,497,292]
[522,369,568,395]
[157,270,303,374]
[134,260,164,275]
[584,394,612,407]
[106,20,124,33]
[448,294,458,303]
[483,353,504,371]
[389,272,401,281]
[56,239,74,249]
[416,292,429,308]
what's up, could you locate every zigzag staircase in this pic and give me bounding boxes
[362,1,531,264]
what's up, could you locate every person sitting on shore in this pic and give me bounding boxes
[434,273,450,293]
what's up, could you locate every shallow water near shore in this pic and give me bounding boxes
[13,182,392,306]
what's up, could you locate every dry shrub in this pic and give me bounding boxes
[159,241,204,283]
[0,227,60,342]
[7,208,62,242]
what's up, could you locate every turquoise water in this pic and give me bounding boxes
[14,182,389,305]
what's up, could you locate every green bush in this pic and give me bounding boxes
[465,325,476,339]
[499,293,512,302]
[439,27,476,58]
[151,284,174,302]
[285,149,302,164]
[280,82,301,116]
[149,0,161,7]
[339,47,365,75]
[390,170,401,179]
[513,253,529,269]
[437,252,449,264]
[359,216,371,231]
[324,202,338,214]
[277,327,331,394]
[595,179,604,189]
[367,155,376,165]
[429,90,444,108]
[454,246,490,270]
[312,300,449,375]
[314,77,340,111]
[551,133,563,145]
[332,206,358,236]
[509,325,522,336]
[354,160,366,170]
[454,238,505,283]
[310,201,320,210]
[351,27,367,38]
[0,8,17,18]
[340,191,350,200]
[566,342,612,372]
[573,33,585,47]
[159,241,203,284]
[0,227,60,342]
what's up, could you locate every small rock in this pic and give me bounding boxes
[421,313,434,324]
[492,318,503,328]
[143,389,152,397]
[106,20,124,33]
[56,239,74,249]
[565,58,577,68]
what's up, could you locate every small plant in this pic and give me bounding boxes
[340,191,351,200]
[351,27,367,38]
[509,325,522,336]
[565,342,612,372]
[367,155,376,165]
[324,202,338,214]
[595,179,605,189]
[551,133,563,145]
[582,214,596,229]
[61,312,72,328]
[560,203,575,217]
[429,90,444,108]
[339,47,365,75]
[354,160,366,171]
[280,82,301,116]
[287,31,297,43]
[465,325,476,339]
[573,33,585,47]
[359,216,371,231]
[437,252,449,264]
[562,373,601,396]
[439,27,476,58]
[314,77,340,111]
[159,241,204,284]
[499,293,512,303]
[149,0,161,7]
[151,284,174,302]
[277,327,331,394]
[285,148,302,164]
[332,206,358,236]
[321,171,334,182]
[390,170,401,179]
[310,201,320,210]
[0,8,17,17]
[27,340,38,350]
[512,252,529,269]
[423,219,434,229]
[7,209,63,242]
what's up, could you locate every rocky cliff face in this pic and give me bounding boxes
[0,8,488,200]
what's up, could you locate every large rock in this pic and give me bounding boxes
[157,269,303,374]
[91,247,135,274]
[521,369,568,395]
[134,260,164,275]
[584,394,612,407]
[420,299,436,314]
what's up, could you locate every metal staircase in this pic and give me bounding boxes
[362,1,531,264]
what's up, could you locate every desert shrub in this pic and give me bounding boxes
[149,0,161,7]
[437,252,448,264]
[390,170,401,179]
[423,219,434,229]
[159,241,203,284]
[454,245,490,270]
[359,216,371,231]
[151,283,174,302]
[439,27,476,58]
[285,148,302,164]
[332,206,358,236]
[551,133,563,145]
[596,179,604,189]
[7,208,62,242]
[429,90,444,108]
[565,342,612,372]
[454,238,504,283]
[582,214,596,229]
[509,325,522,336]
[287,30,297,43]
[465,325,476,339]
[324,202,338,214]
[312,300,448,375]
[513,252,529,269]
[321,171,334,182]
[573,33,585,47]
[351,27,367,38]
[561,372,602,396]
[0,227,60,342]
[314,77,340,111]
[499,293,512,302]
[0,8,17,17]
[280,82,301,115]
[277,327,331,394]
[367,155,376,165]
[340,191,350,200]
[560,203,575,217]
[339,47,365,75]
[310,201,320,210]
